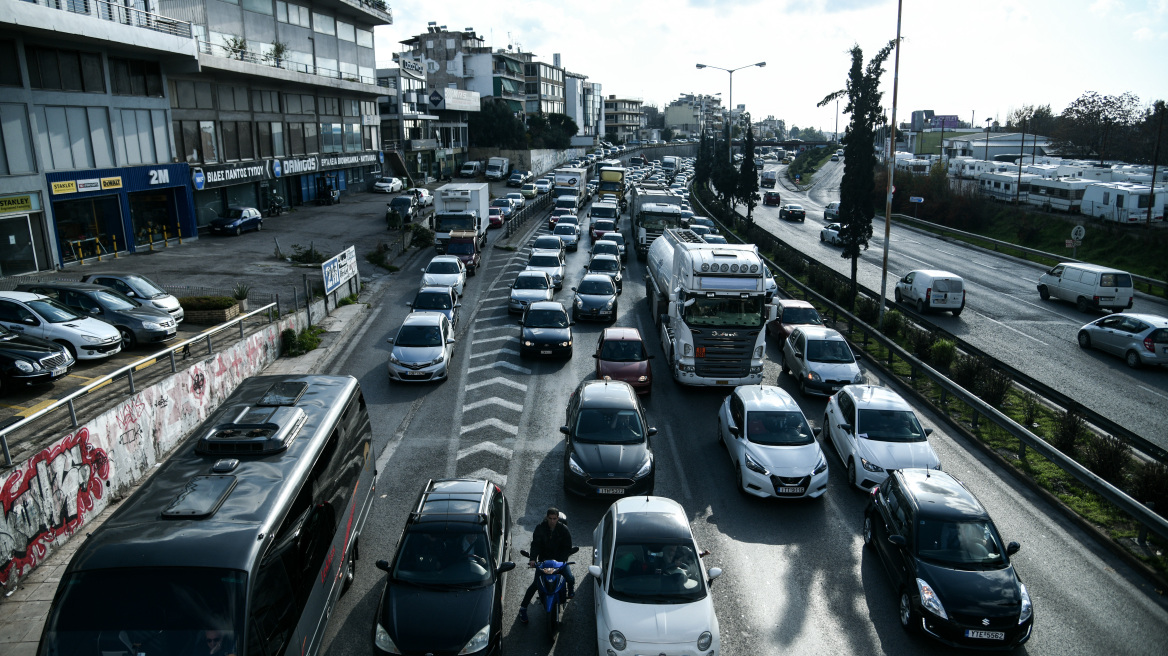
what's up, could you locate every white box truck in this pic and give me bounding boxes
[554,167,589,208]
[433,182,489,251]
[485,157,511,181]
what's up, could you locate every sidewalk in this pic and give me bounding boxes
[0,281,377,656]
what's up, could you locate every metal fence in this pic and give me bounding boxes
[196,40,378,86]
[505,191,555,237]
[692,187,1168,545]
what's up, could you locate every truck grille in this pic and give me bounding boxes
[691,329,758,378]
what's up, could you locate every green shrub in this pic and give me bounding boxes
[977,367,1013,409]
[881,310,904,338]
[1020,391,1040,427]
[949,354,986,390]
[282,325,325,357]
[929,339,957,370]
[178,295,238,311]
[906,327,936,360]
[1132,461,1168,518]
[337,293,359,307]
[1052,409,1085,455]
[409,223,434,249]
[856,297,880,324]
[1081,433,1130,487]
[290,244,326,264]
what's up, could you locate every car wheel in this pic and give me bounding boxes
[1126,350,1142,369]
[915,299,925,314]
[735,462,747,496]
[118,327,137,350]
[1077,331,1091,349]
[847,458,857,489]
[894,288,902,303]
[862,513,874,550]
[256,221,263,231]
[899,589,918,633]
[1077,297,1090,313]
[820,233,825,242]
[780,353,790,375]
[1038,285,1050,301]
[340,552,355,595]
[798,376,808,397]
[952,305,963,317]
[234,226,242,236]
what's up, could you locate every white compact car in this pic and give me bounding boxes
[374,176,404,193]
[823,385,941,490]
[718,385,829,499]
[0,291,122,360]
[421,255,467,296]
[590,496,721,656]
[508,270,554,314]
[526,249,566,290]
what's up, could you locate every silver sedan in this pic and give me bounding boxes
[1077,313,1168,368]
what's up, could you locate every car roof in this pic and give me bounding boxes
[591,253,620,262]
[429,255,461,264]
[775,298,815,309]
[417,286,454,295]
[896,469,988,521]
[909,269,961,279]
[598,233,624,242]
[516,270,548,278]
[601,327,643,342]
[529,249,563,258]
[612,497,691,539]
[528,301,565,311]
[844,385,913,411]
[402,312,446,326]
[0,291,43,301]
[17,282,110,293]
[795,326,845,341]
[579,378,638,407]
[409,478,493,525]
[79,271,144,279]
[735,384,801,412]
[1057,262,1127,274]
[1102,313,1168,327]
[580,273,615,286]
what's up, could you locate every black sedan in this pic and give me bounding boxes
[779,204,806,222]
[864,469,1033,650]
[0,324,74,394]
[584,254,623,293]
[571,275,618,322]
[518,301,573,358]
[561,379,656,497]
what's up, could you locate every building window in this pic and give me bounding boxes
[313,13,335,36]
[285,93,301,114]
[221,121,254,161]
[109,57,163,97]
[218,85,250,111]
[26,47,104,93]
[356,29,373,49]
[242,0,273,15]
[0,104,36,175]
[271,122,285,156]
[344,123,360,152]
[277,1,310,26]
[288,122,304,155]
[199,121,219,163]
[257,122,272,158]
[0,40,23,87]
[252,90,280,113]
[318,97,340,116]
[343,99,359,117]
[337,21,355,42]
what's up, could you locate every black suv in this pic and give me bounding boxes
[561,379,657,497]
[863,469,1033,649]
[375,479,514,655]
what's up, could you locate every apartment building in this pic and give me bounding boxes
[604,95,642,144]
[378,59,479,181]
[522,54,564,116]
[664,93,722,138]
[564,71,603,147]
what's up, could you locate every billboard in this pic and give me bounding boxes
[931,115,961,129]
[426,88,481,112]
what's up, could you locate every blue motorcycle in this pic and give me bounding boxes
[520,546,579,640]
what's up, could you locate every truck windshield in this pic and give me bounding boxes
[599,181,621,191]
[591,207,618,220]
[640,211,680,231]
[683,295,764,328]
[435,216,474,232]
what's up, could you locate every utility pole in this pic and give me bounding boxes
[1148,101,1164,227]
[1016,118,1027,204]
[877,0,903,329]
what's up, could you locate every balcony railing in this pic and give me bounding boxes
[21,0,194,38]
[197,39,380,86]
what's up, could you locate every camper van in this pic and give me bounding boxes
[1037,262,1135,312]
[978,171,1039,203]
[1026,178,1091,213]
[1080,182,1166,223]
[37,375,377,656]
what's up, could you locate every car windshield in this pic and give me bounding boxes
[858,409,927,442]
[915,519,1009,569]
[590,259,619,272]
[514,275,549,290]
[554,225,576,235]
[593,220,615,231]
[525,309,568,328]
[609,540,706,604]
[781,307,822,325]
[805,339,854,363]
[591,207,618,220]
[787,205,804,211]
[533,238,561,250]
[392,530,493,587]
[492,199,509,207]
[435,216,473,232]
[413,292,452,310]
[446,242,474,255]
[395,324,444,347]
[599,339,645,362]
[223,208,246,219]
[745,411,815,446]
[38,567,246,656]
[579,279,616,296]
[574,407,643,444]
[683,296,764,328]
[122,275,166,298]
[390,198,412,208]
[640,211,681,231]
[94,290,137,311]
[529,255,561,268]
[593,244,619,257]
[378,178,395,184]
[426,261,461,275]
[602,234,624,246]
[27,299,82,323]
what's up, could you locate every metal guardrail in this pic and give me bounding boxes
[26,0,194,39]
[197,41,378,86]
[0,303,278,466]
[693,189,1168,544]
[505,192,553,238]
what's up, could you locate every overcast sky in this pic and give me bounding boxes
[375,0,1168,134]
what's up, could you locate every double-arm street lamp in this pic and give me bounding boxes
[696,61,766,163]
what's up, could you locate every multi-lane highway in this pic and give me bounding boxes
[313,192,1168,655]
[748,159,1168,452]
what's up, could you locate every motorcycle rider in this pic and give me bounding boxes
[518,507,574,624]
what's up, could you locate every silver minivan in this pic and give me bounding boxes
[1038,262,1134,313]
[1077,313,1168,368]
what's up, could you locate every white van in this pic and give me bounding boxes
[1037,262,1134,312]
[894,269,965,316]
[459,161,482,177]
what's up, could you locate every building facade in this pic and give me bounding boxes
[564,71,602,147]
[664,93,722,138]
[604,95,642,144]
[522,55,564,116]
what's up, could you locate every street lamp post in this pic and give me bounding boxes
[984,118,992,162]
[697,61,766,164]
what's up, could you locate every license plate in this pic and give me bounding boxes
[778,487,805,494]
[716,380,728,385]
[597,487,625,495]
[52,366,66,377]
[964,630,1005,640]
[541,350,553,355]
[166,329,177,336]
[407,371,426,377]
[831,386,841,392]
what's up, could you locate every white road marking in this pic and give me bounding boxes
[463,397,525,413]
[468,361,531,375]
[466,376,528,392]
[470,347,521,358]
[972,311,1049,345]
[934,248,959,257]
[472,335,519,345]
[457,440,515,460]
[460,417,520,436]
[480,294,510,303]
[474,318,517,328]
[900,252,930,265]
[1137,385,1168,401]
[464,467,508,487]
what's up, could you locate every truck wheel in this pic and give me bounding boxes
[1076,297,1090,313]
[1038,286,1050,301]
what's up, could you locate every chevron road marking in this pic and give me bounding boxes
[466,376,528,392]
[470,348,521,359]
[468,361,531,375]
[463,467,507,487]
[460,417,519,436]
[462,397,524,413]
[472,335,518,345]
[457,440,515,460]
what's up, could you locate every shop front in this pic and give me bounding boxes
[318,151,383,197]
[0,193,51,276]
[46,163,194,263]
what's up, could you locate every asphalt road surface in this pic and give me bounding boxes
[750,159,1168,453]
[310,196,1168,656]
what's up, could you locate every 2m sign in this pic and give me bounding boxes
[148,169,171,185]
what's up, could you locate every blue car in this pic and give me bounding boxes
[210,206,263,235]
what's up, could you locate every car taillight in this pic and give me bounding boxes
[925,288,932,303]
[1145,336,1155,352]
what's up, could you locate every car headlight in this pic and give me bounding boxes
[374,623,401,653]
[575,297,584,308]
[634,456,652,478]
[152,301,169,309]
[524,340,534,347]
[458,624,490,655]
[15,360,36,373]
[807,371,822,382]
[743,451,768,475]
[697,630,713,651]
[637,375,648,382]
[141,321,163,330]
[860,457,884,473]
[560,341,571,347]
[614,273,622,282]
[605,298,615,309]
[916,578,948,619]
[1018,583,1032,624]
[82,335,103,344]
[568,455,585,476]
[854,371,865,383]
[609,630,627,651]
[430,353,445,366]
[683,343,692,356]
[388,353,401,365]
[813,454,828,475]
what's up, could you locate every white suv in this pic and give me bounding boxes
[823,385,941,490]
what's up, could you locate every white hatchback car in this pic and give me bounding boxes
[590,496,721,656]
[823,385,941,490]
[0,291,122,360]
[421,255,467,296]
[718,385,829,499]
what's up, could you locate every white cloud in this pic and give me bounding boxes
[1133,26,1154,40]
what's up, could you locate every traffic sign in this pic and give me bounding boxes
[1071,225,1086,241]
[909,196,924,203]
[1065,239,1074,248]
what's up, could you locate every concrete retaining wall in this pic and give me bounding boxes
[0,313,300,589]
[466,147,589,177]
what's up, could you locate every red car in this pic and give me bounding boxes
[488,207,504,228]
[763,191,781,206]
[590,219,617,242]
[548,208,573,230]
[765,298,823,343]
[594,327,654,395]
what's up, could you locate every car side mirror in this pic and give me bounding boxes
[23,317,38,325]
[569,321,576,326]
[924,428,934,437]
[588,565,602,578]
[125,291,136,297]
[793,350,803,359]
[420,268,426,274]
[852,350,862,361]
[841,423,853,435]
[728,424,740,437]
[89,307,101,314]
[385,338,394,344]
[647,427,658,437]
[707,567,723,586]
[405,302,413,307]
[591,354,599,358]
[888,534,907,548]
[571,287,577,292]
[559,426,570,435]
[813,427,822,437]
[517,320,524,326]
[498,561,516,574]
[447,337,456,344]
[376,559,391,572]
[454,303,462,308]
[1006,541,1021,556]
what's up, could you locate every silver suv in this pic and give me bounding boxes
[1077,313,1168,368]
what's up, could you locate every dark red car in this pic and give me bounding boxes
[766,298,824,343]
[593,327,654,395]
[590,219,617,242]
[548,208,574,230]
[488,208,504,228]
[763,191,781,206]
